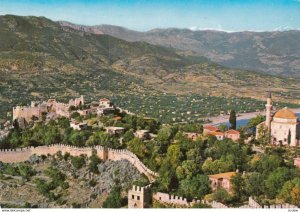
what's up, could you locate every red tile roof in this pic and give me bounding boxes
[204,125,219,132]
[225,129,240,135]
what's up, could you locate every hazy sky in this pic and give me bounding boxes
[0,0,300,32]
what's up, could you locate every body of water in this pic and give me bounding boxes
[219,113,300,128]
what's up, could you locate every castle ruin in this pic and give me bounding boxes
[13,96,84,123]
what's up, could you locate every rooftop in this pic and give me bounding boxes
[209,172,236,180]
[274,107,298,119]
[204,125,219,132]
[225,129,240,135]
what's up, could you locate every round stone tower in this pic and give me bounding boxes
[265,91,272,131]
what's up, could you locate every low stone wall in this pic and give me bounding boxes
[0,144,158,182]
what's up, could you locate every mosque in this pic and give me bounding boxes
[256,92,300,146]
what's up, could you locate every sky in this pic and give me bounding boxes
[0,0,300,32]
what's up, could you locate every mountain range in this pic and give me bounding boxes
[59,21,300,77]
[0,15,300,122]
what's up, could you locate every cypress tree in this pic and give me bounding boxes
[229,110,237,130]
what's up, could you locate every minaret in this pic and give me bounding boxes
[265,91,272,131]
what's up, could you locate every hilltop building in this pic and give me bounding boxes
[256,92,300,146]
[13,96,84,125]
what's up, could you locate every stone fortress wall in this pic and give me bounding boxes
[244,197,298,209]
[0,144,158,182]
[128,185,298,209]
[13,96,84,122]
[152,192,228,208]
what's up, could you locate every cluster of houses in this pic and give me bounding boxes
[183,125,241,142]
[9,96,157,141]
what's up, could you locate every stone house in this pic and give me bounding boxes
[208,171,237,192]
[105,127,125,135]
[99,98,112,108]
[224,129,241,141]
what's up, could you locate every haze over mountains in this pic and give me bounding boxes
[59,21,300,77]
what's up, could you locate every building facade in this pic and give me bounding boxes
[256,93,300,146]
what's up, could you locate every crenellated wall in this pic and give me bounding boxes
[0,144,158,182]
[153,192,189,206]
[152,192,228,208]
[246,197,298,209]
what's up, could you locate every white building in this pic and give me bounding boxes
[70,121,88,131]
[105,127,125,135]
[256,92,300,146]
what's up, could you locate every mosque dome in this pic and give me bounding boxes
[273,107,298,119]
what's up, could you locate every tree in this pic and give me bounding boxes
[218,124,228,132]
[127,137,147,158]
[157,159,178,192]
[291,186,300,206]
[123,130,135,143]
[247,115,265,129]
[179,174,211,199]
[71,155,86,169]
[176,160,198,180]
[257,124,271,145]
[103,185,123,208]
[166,145,183,169]
[229,110,236,130]
[18,164,36,180]
[212,188,231,203]
[287,129,291,145]
[252,154,282,174]
[230,173,246,201]
[245,172,264,197]
[202,157,234,175]
[89,154,102,174]
[278,177,300,204]
[265,167,292,199]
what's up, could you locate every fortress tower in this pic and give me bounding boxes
[128,185,151,208]
[265,91,272,131]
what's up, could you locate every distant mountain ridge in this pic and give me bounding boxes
[59,21,300,77]
[1,15,300,120]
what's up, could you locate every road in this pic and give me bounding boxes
[203,108,300,126]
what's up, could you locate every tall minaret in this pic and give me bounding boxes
[265,91,272,131]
